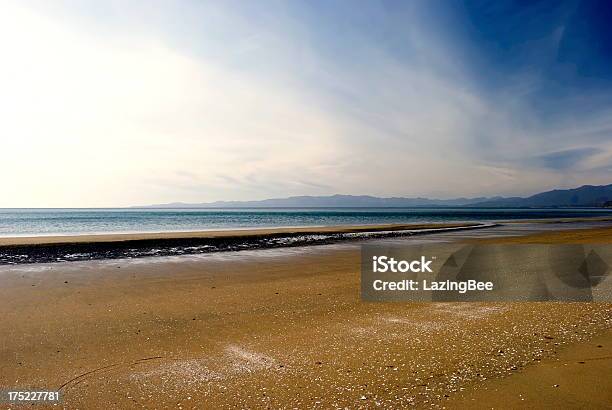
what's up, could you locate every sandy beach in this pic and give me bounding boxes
[1,222,611,408]
[5,1,612,407]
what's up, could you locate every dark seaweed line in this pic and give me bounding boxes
[0,224,496,265]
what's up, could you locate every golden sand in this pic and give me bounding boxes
[0,225,610,408]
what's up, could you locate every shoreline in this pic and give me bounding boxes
[0,222,482,246]
[0,222,493,265]
[1,216,611,264]
[2,215,612,247]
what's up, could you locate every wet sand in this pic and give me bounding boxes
[474,225,612,244]
[0,222,492,265]
[0,224,611,408]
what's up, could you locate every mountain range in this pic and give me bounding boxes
[137,184,612,208]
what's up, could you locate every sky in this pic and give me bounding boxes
[1,0,611,207]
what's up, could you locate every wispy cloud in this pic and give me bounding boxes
[533,147,603,170]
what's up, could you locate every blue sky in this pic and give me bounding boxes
[1,0,611,206]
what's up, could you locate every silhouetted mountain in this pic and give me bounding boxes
[135,184,612,208]
[470,184,612,207]
[137,194,497,208]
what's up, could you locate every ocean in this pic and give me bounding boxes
[2,207,612,237]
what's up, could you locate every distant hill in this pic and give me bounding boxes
[135,184,612,209]
[470,184,612,207]
[137,194,497,208]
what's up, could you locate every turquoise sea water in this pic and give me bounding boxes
[1,208,612,237]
